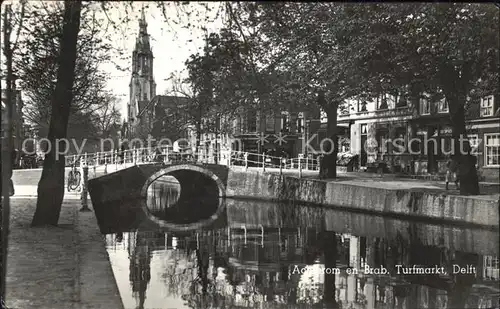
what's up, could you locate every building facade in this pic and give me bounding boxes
[199,105,325,160]
[338,92,500,182]
[136,95,192,142]
[466,95,500,182]
[194,101,354,165]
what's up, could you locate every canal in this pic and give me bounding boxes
[99,177,499,309]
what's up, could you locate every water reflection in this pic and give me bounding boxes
[146,175,180,213]
[104,199,499,309]
[145,175,220,224]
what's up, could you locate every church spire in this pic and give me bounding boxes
[139,5,147,33]
[135,5,150,52]
[128,5,156,126]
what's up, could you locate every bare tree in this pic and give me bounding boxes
[17,2,112,140]
[92,92,122,138]
[162,74,199,142]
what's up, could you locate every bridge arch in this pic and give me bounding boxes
[140,164,226,199]
[139,164,226,231]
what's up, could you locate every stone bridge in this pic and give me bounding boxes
[88,163,229,233]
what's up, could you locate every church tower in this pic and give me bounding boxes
[128,8,156,127]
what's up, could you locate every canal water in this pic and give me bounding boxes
[100,179,499,309]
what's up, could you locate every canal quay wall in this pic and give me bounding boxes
[225,169,500,229]
[225,199,499,256]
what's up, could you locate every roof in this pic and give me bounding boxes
[137,95,191,118]
[154,95,190,109]
[137,100,149,114]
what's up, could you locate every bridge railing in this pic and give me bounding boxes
[227,150,321,175]
[64,146,188,167]
[62,147,322,176]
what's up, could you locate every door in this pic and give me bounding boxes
[361,124,368,167]
[361,135,368,167]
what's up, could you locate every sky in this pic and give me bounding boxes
[96,1,225,121]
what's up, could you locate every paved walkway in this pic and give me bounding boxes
[5,195,123,309]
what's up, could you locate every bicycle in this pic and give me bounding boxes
[67,162,81,192]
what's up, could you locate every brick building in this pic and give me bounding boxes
[338,92,499,182]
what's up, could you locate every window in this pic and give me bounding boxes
[419,98,430,115]
[247,110,257,132]
[361,124,367,135]
[468,134,480,157]
[483,256,499,281]
[481,95,494,117]
[378,94,388,110]
[265,113,275,132]
[438,99,449,113]
[320,110,328,123]
[376,129,389,153]
[484,133,500,167]
[238,115,243,133]
[359,100,368,112]
[396,90,408,107]
[281,112,289,132]
[296,116,304,134]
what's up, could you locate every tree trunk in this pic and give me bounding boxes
[319,95,339,179]
[447,96,480,195]
[439,63,480,195]
[31,1,82,226]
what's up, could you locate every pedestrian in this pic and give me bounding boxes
[445,159,459,190]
